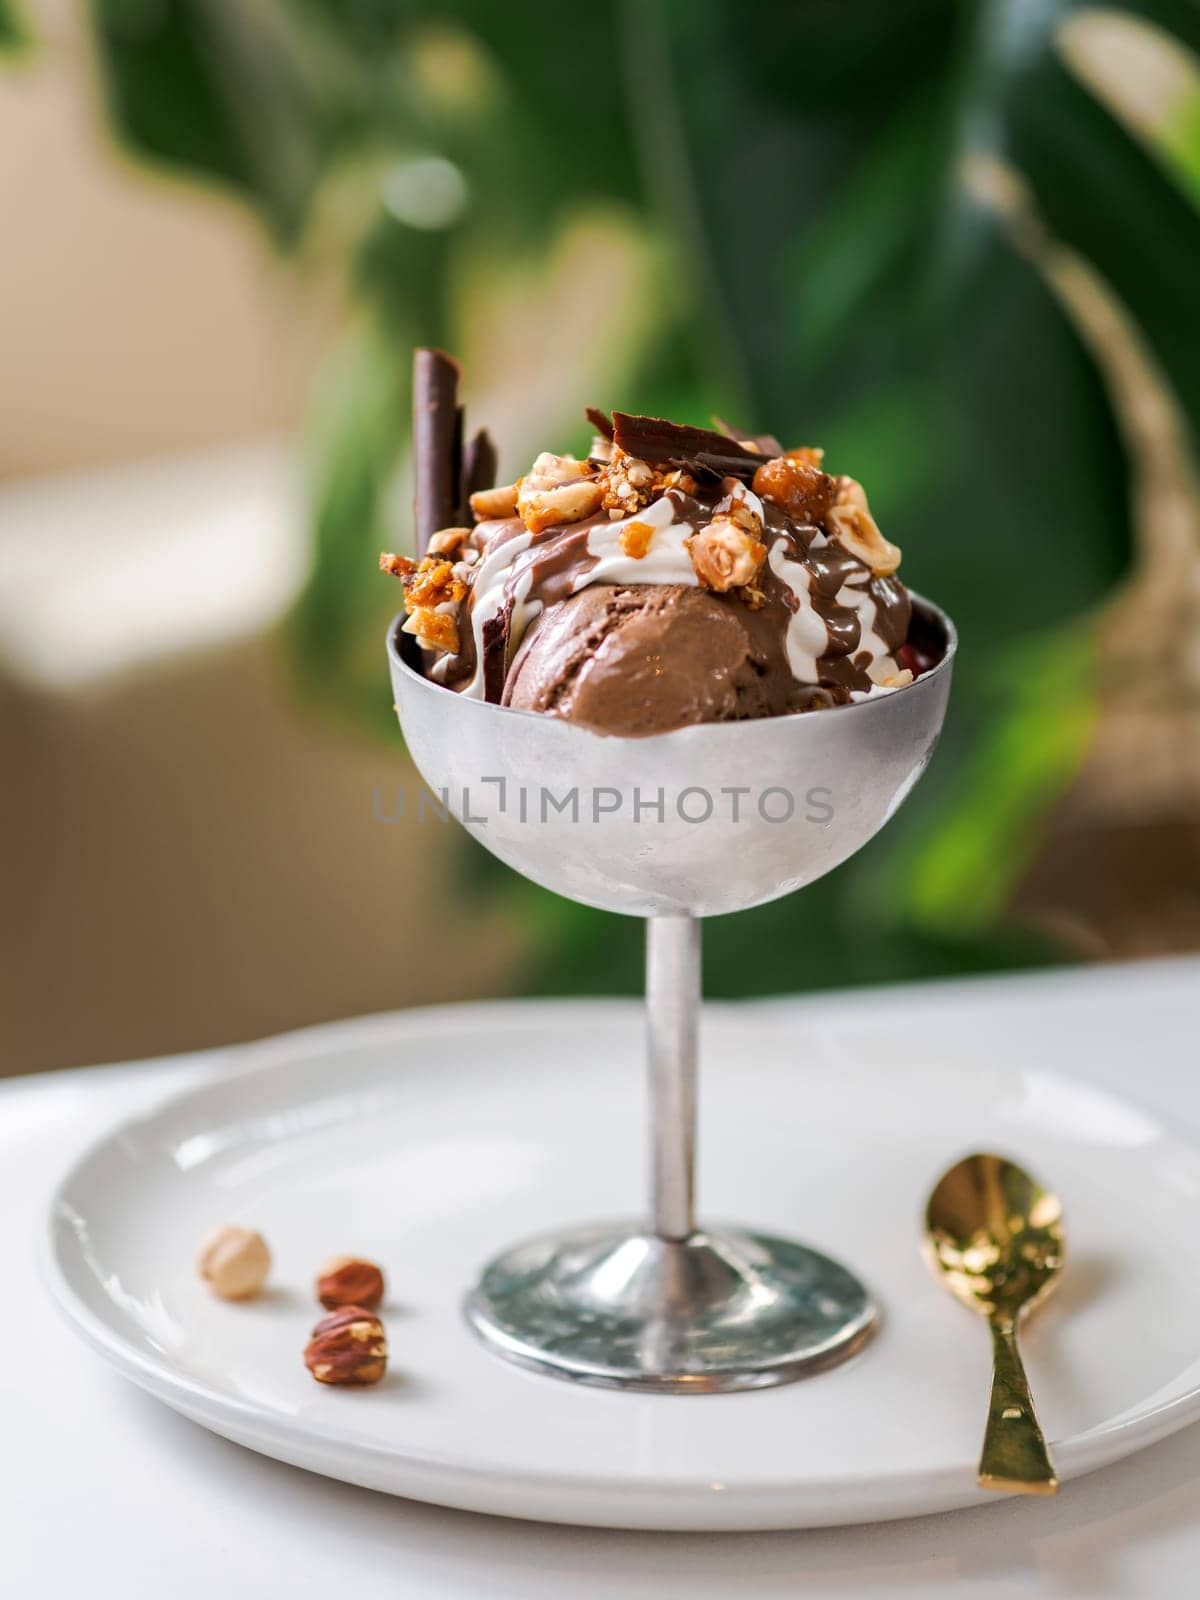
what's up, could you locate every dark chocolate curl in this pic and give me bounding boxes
[413,348,462,556]
[462,427,498,516]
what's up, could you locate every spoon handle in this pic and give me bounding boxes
[978,1319,1058,1494]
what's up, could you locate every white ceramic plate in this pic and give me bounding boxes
[45,999,1200,1531]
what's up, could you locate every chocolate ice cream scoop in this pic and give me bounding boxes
[504,584,787,736]
[382,407,929,735]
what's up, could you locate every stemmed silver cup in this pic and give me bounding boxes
[388,599,955,1392]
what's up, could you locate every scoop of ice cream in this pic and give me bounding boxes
[503,583,788,736]
[382,409,926,735]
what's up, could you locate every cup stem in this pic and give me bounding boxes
[645,914,700,1241]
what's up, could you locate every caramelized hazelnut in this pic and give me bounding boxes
[304,1306,388,1387]
[316,1256,386,1311]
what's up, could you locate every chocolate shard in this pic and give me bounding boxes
[670,451,766,484]
[584,406,614,441]
[462,427,498,517]
[413,348,462,556]
[711,415,784,459]
[610,411,762,468]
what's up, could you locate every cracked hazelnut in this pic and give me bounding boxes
[316,1256,386,1311]
[469,482,519,520]
[304,1306,388,1386]
[826,476,902,577]
[518,477,603,534]
[425,525,472,558]
[516,452,603,533]
[687,518,766,592]
[196,1225,271,1301]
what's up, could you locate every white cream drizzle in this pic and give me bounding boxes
[836,580,899,684]
[452,497,897,701]
[453,521,533,699]
[579,493,697,589]
[767,536,829,683]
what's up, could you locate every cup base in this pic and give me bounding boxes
[464,1222,878,1393]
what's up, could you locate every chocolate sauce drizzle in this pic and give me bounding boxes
[409,398,923,716]
[441,476,910,709]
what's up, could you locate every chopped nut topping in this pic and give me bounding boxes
[404,557,467,609]
[599,446,657,519]
[742,585,767,611]
[752,455,837,523]
[380,550,470,615]
[402,607,459,655]
[881,668,914,689]
[426,525,472,558]
[660,468,698,495]
[469,483,519,520]
[687,517,766,592]
[517,457,604,533]
[379,552,416,579]
[826,476,902,576]
[619,519,655,559]
[524,450,592,486]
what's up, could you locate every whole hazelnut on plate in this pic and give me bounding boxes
[196,1225,271,1300]
[316,1255,386,1311]
[304,1306,388,1386]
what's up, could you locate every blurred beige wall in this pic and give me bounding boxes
[0,1,328,476]
[0,6,525,1075]
[1,639,524,1075]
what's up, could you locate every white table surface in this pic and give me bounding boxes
[10,957,1200,1598]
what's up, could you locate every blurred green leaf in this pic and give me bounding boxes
[1170,89,1200,205]
[1005,50,1200,429]
[883,627,1099,935]
[89,0,331,238]
[0,0,28,51]
[287,320,411,734]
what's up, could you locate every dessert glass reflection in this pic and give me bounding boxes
[383,354,955,1391]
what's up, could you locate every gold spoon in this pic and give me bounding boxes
[925,1153,1064,1495]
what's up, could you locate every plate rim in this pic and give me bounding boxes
[41,997,1200,1529]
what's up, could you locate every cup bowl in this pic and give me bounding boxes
[387,595,955,918]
